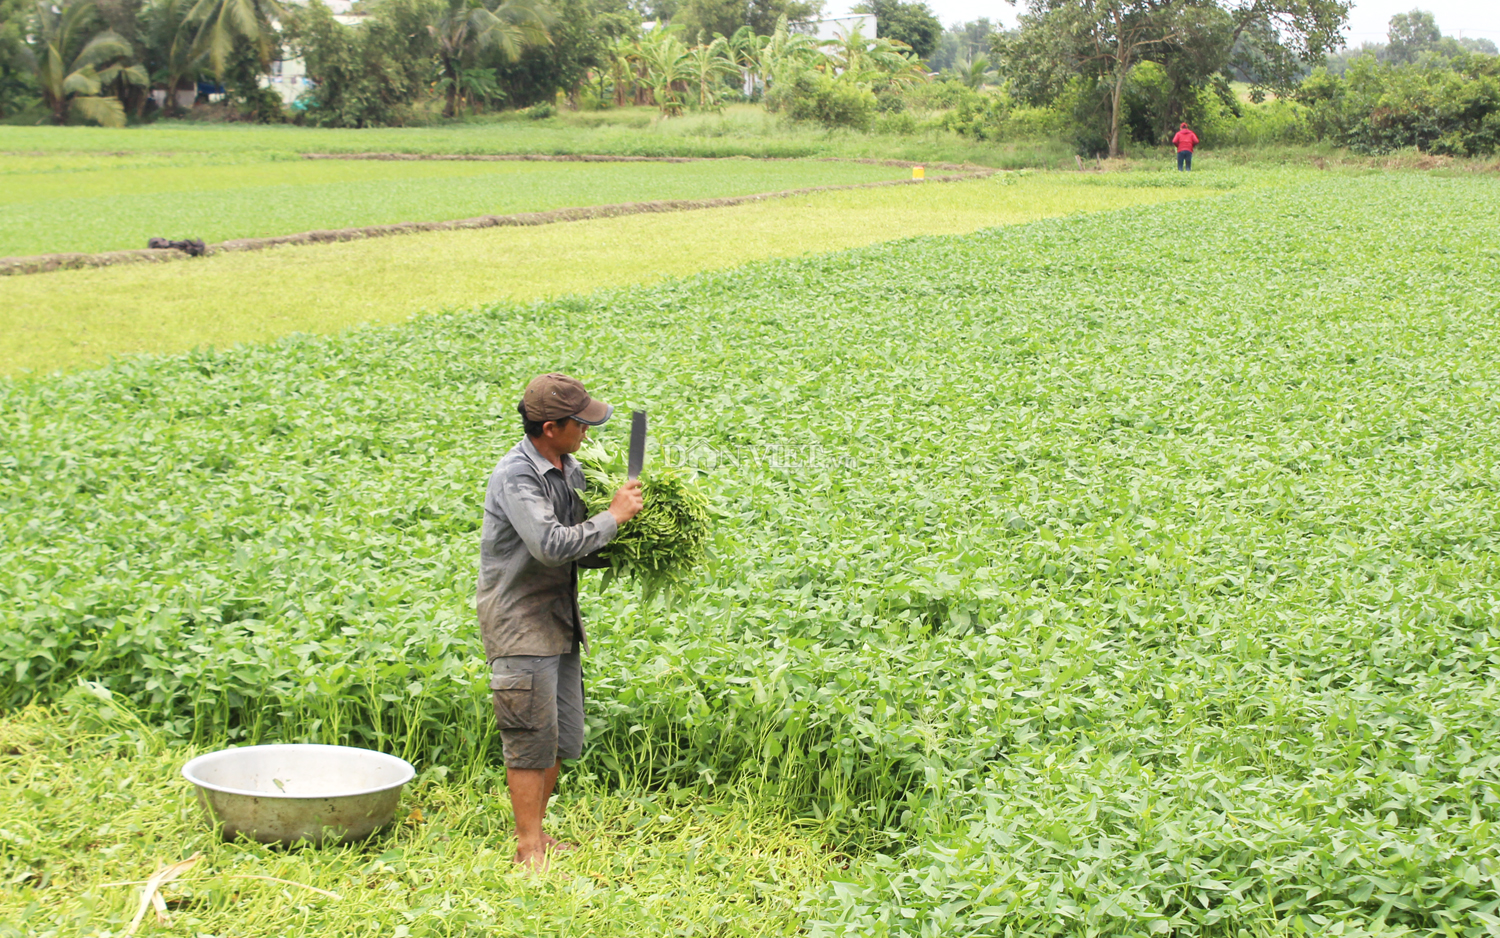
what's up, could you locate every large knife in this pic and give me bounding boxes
[627,410,647,481]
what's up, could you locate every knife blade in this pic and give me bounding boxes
[627,410,647,481]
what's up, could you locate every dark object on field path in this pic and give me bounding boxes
[146,237,207,256]
[1,162,996,277]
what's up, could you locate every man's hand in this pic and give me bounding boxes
[608,480,644,525]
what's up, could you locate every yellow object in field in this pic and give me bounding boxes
[912,166,925,180]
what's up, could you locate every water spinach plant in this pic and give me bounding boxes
[2,171,1499,935]
[578,439,712,600]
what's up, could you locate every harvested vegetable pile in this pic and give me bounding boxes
[577,440,711,599]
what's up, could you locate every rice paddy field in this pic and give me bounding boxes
[2,149,1500,936]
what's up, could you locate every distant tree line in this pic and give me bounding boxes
[0,0,1495,157]
[912,3,1497,157]
[1325,9,1496,74]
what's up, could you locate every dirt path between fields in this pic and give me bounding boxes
[0,167,992,277]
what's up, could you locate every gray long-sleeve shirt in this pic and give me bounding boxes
[476,436,618,659]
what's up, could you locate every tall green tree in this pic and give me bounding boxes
[673,0,741,42]
[672,0,823,41]
[490,0,633,108]
[1385,8,1439,64]
[1222,0,1349,92]
[285,0,435,126]
[929,17,993,71]
[851,0,940,60]
[1001,0,1349,156]
[24,0,145,126]
[744,0,822,35]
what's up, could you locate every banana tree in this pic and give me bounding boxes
[824,25,927,90]
[434,63,501,115]
[871,36,928,90]
[605,34,635,107]
[686,35,734,109]
[428,0,552,119]
[636,26,689,116]
[26,0,145,126]
[758,14,822,88]
[725,24,762,97]
[822,23,873,75]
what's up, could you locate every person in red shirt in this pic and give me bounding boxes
[1172,123,1199,171]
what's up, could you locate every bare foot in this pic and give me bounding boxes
[543,834,578,854]
[514,843,550,873]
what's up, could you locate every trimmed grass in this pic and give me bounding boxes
[0,157,916,256]
[0,106,1076,167]
[0,702,832,937]
[0,171,1233,375]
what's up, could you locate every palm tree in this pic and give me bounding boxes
[142,0,204,114]
[428,0,552,119]
[182,0,283,78]
[953,54,994,89]
[24,0,145,126]
[685,35,735,109]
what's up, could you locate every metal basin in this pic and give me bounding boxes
[182,744,415,846]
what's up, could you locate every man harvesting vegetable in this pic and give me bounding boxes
[477,373,643,871]
[1173,122,1199,171]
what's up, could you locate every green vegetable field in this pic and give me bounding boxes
[0,155,912,256]
[3,170,1499,935]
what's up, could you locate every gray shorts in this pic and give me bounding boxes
[489,652,583,769]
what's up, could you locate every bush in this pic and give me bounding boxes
[940,90,1068,143]
[903,79,982,111]
[766,70,876,132]
[874,111,918,135]
[1296,53,1500,155]
[1211,99,1314,147]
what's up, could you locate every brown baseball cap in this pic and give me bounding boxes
[521,373,614,426]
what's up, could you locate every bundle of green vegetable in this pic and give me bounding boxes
[577,439,711,599]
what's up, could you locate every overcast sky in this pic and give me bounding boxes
[834,0,1500,47]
